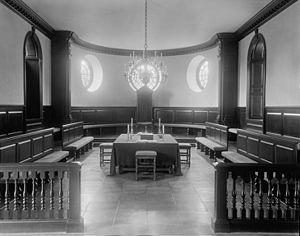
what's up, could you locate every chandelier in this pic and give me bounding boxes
[124,0,167,91]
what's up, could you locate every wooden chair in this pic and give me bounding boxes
[99,142,113,166]
[135,150,157,180]
[179,143,191,167]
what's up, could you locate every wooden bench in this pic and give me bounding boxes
[0,128,69,163]
[195,122,228,161]
[222,129,298,164]
[62,121,94,159]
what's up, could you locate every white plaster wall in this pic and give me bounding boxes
[238,1,300,107]
[70,45,219,107]
[0,4,51,105]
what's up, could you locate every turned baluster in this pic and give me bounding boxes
[226,171,234,219]
[13,177,18,212]
[264,172,272,219]
[49,171,55,211]
[40,172,46,211]
[284,176,290,219]
[275,173,281,219]
[241,177,246,219]
[294,180,299,220]
[232,176,237,219]
[58,171,64,210]
[249,174,255,219]
[258,174,264,219]
[31,173,37,212]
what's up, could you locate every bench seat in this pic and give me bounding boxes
[35,150,69,163]
[195,137,227,151]
[63,136,94,159]
[222,151,257,163]
[64,136,94,151]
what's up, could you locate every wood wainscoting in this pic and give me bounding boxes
[265,106,300,139]
[236,106,300,140]
[0,105,24,138]
[71,106,220,125]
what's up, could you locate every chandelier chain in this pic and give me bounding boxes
[144,0,148,51]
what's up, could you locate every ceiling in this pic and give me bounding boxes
[22,0,272,50]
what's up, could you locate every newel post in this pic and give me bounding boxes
[211,163,230,232]
[67,162,84,232]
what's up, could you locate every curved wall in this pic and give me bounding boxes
[70,45,219,107]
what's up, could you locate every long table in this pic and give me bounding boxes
[110,134,181,176]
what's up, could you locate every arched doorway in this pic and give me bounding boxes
[24,29,43,131]
[246,32,266,132]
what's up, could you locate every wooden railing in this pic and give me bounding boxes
[212,162,300,233]
[0,162,83,233]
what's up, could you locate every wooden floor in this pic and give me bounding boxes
[1,147,298,235]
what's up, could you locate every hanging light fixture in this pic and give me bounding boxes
[124,0,167,91]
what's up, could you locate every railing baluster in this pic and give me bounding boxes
[258,174,264,219]
[294,179,299,220]
[283,175,290,219]
[13,178,17,212]
[241,177,246,219]
[226,171,233,219]
[40,172,45,212]
[232,176,237,219]
[4,177,9,218]
[31,174,36,212]
[264,172,272,219]
[276,174,281,219]
[49,171,55,218]
[249,174,254,219]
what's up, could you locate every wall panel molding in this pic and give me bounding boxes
[265,106,300,139]
[0,105,24,137]
[71,106,219,125]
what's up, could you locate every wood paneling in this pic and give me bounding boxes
[236,129,298,164]
[194,111,208,124]
[71,107,136,124]
[72,106,219,125]
[174,110,193,123]
[154,107,219,124]
[155,109,174,123]
[0,111,7,137]
[0,128,55,163]
[265,107,300,139]
[0,106,24,137]
[18,140,31,162]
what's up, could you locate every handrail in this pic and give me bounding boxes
[0,162,83,232]
[212,162,300,233]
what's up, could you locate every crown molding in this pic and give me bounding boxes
[1,0,296,51]
[70,32,221,56]
[236,0,298,40]
[0,0,54,38]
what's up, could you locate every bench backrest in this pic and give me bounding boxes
[205,122,228,148]
[62,121,84,148]
[237,129,298,163]
[0,128,54,163]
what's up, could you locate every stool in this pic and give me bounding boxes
[135,150,157,181]
[99,142,113,166]
[179,143,191,167]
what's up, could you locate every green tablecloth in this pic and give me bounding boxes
[110,134,181,176]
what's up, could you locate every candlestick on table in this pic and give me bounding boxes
[130,118,133,134]
[158,118,161,133]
